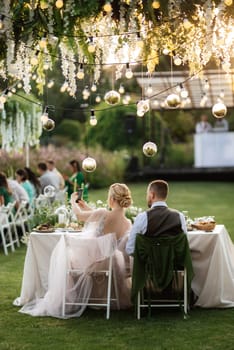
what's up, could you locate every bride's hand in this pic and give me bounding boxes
[70,192,78,204]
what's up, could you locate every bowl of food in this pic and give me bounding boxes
[192,216,216,232]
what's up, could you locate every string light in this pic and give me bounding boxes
[103,2,112,13]
[30,51,39,66]
[47,80,54,88]
[0,94,7,104]
[77,63,84,80]
[39,36,47,49]
[95,95,101,103]
[87,37,96,53]
[60,81,68,92]
[89,110,97,126]
[173,55,182,66]
[40,107,49,123]
[55,0,63,9]
[152,1,160,9]
[118,84,125,94]
[125,63,133,79]
[91,83,97,92]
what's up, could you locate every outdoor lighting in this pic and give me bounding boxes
[82,157,97,172]
[0,94,7,104]
[165,93,181,108]
[41,107,49,123]
[55,0,63,9]
[212,102,227,118]
[180,88,189,98]
[30,51,39,66]
[87,37,96,53]
[125,63,133,79]
[77,64,84,80]
[173,55,182,66]
[104,90,120,105]
[39,36,47,49]
[95,95,101,103]
[118,84,125,94]
[142,142,158,157]
[103,2,112,13]
[89,110,97,126]
[60,81,68,92]
[91,83,97,92]
[43,118,55,131]
[47,80,54,88]
[146,84,153,96]
[152,1,160,9]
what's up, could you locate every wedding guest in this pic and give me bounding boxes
[37,162,60,193]
[24,167,41,196]
[65,160,88,201]
[7,178,29,208]
[213,118,229,132]
[0,172,14,206]
[15,169,36,204]
[46,159,65,190]
[126,179,187,255]
[195,114,212,133]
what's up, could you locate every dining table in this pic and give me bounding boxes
[14,224,234,309]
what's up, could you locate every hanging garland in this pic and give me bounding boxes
[0,93,42,152]
[0,0,234,97]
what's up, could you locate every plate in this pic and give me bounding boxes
[55,228,82,233]
[33,228,55,233]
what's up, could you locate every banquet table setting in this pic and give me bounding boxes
[14,223,234,313]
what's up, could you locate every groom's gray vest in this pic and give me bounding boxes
[145,206,182,237]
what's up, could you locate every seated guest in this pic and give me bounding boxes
[37,162,60,193]
[126,179,187,255]
[46,159,65,190]
[24,167,41,196]
[195,114,212,133]
[15,169,36,205]
[0,172,14,206]
[8,178,29,208]
[213,118,229,132]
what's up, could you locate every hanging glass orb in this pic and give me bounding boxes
[42,118,55,131]
[166,93,181,108]
[44,185,56,198]
[82,157,97,172]
[137,99,150,113]
[104,90,120,105]
[142,142,158,157]
[212,102,227,118]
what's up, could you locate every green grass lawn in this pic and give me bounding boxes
[1,182,234,350]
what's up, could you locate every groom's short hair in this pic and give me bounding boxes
[148,180,168,200]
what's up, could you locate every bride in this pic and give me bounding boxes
[19,183,133,318]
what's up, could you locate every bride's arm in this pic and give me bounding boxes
[70,193,93,221]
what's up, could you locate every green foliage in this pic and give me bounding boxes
[162,110,195,142]
[54,119,82,142]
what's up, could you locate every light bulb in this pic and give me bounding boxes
[173,55,182,66]
[41,111,48,123]
[40,0,49,9]
[91,83,97,92]
[95,95,101,103]
[90,111,97,126]
[118,85,125,94]
[146,84,153,96]
[39,37,47,49]
[180,89,189,98]
[77,64,84,79]
[60,82,68,92]
[103,2,112,12]
[87,37,96,53]
[125,64,133,79]
[17,83,22,89]
[220,89,225,99]
[152,1,160,9]
[137,109,145,117]
[204,79,210,91]
[47,80,54,88]
[30,56,39,66]
[183,18,192,29]
[55,0,63,9]
[163,48,170,55]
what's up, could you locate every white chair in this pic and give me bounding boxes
[0,205,15,255]
[6,201,20,249]
[11,201,30,237]
[62,233,120,319]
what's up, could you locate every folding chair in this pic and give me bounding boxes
[11,201,30,237]
[0,205,15,255]
[62,233,120,319]
[132,233,194,319]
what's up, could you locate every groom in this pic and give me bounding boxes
[126,179,187,255]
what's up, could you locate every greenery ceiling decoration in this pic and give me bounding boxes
[0,0,234,98]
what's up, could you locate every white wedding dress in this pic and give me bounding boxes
[19,209,132,318]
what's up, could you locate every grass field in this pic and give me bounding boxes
[1,181,234,350]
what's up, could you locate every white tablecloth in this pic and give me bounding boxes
[15,225,234,308]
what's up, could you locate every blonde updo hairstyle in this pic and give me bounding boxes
[108,183,132,208]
